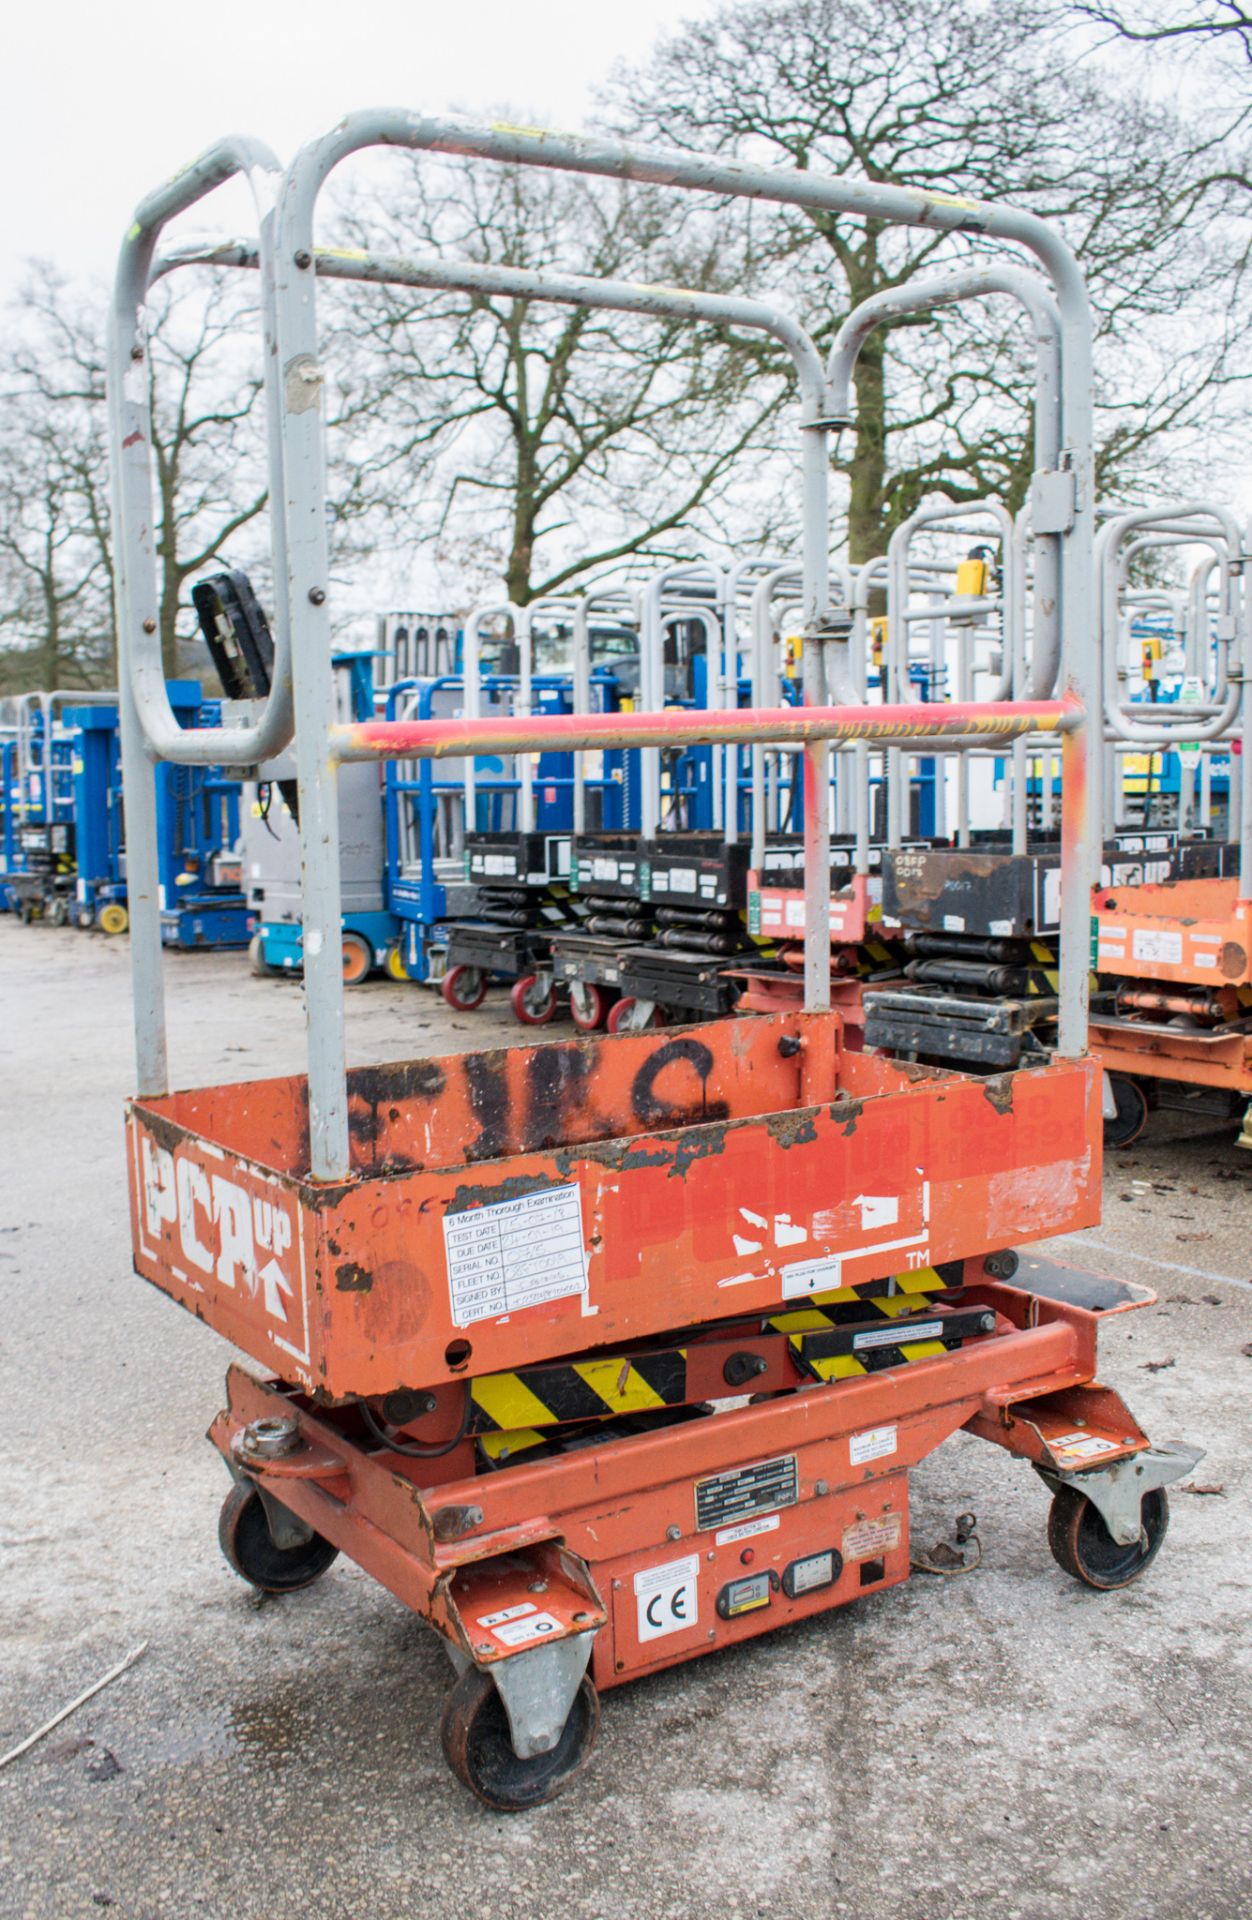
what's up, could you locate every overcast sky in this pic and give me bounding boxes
[6,0,717,295]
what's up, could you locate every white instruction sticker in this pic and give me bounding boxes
[443,1185,588,1327]
[781,1253,843,1299]
[943,914,966,933]
[850,1423,897,1465]
[1132,927,1183,965]
[491,1611,563,1646]
[714,1514,781,1548]
[634,1554,700,1642]
[477,1603,535,1629]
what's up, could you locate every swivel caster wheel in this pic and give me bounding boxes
[569,980,609,1032]
[606,996,664,1035]
[442,964,487,1012]
[1103,1073,1149,1149]
[511,973,557,1026]
[440,1667,599,1812]
[218,1482,339,1593]
[1047,1485,1168,1590]
[385,942,410,982]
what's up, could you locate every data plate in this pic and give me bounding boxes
[694,1453,798,1533]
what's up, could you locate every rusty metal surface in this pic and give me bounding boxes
[207,1264,1133,1688]
[126,1011,1102,1399]
[1095,877,1252,988]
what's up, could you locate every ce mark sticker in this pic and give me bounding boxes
[633,1553,700,1643]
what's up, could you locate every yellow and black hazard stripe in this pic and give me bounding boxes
[471,1347,688,1438]
[767,1266,960,1382]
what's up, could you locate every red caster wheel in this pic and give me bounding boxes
[511,973,557,1025]
[569,980,609,1031]
[606,996,663,1035]
[441,965,488,1012]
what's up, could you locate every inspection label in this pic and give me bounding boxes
[443,1185,588,1327]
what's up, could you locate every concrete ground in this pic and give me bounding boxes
[0,919,1249,1920]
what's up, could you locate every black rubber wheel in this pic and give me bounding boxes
[441,1667,599,1812]
[1047,1484,1169,1590]
[1104,1073,1149,1149]
[218,1481,339,1593]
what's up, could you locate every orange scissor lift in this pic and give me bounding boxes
[111,114,1198,1809]
[1092,873,1252,1145]
[1089,506,1252,1148]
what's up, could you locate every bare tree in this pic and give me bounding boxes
[0,267,113,690]
[318,156,792,605]
[0,264,272,689]
[606,0,1249,560]
[1078,1,1252,55]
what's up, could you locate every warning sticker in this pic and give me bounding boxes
[634,1554,700,1642]
[1132,927,1183,965]
[491,1610,563,1647]
[850,1424,897,1465]
[443,1185,588,1327]
[1051,1432,1120,1463]
[842,1513,903,1560]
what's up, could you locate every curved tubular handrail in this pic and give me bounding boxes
[110,137,290,767]
[640,561,728,840]
[885,500,1020,848]
[189,239,832,852]
[827,265,1063,699]
[1115,537,1230,713]
[749,565,802,869]
[572,588,640,835]
[461,599,520,828]
[1099,505,1245,743]
[111,138,287,1103]
[274,120,1098,1175]
[153,109,1094,1175]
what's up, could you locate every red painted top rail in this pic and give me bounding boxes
[331,697,1080,763]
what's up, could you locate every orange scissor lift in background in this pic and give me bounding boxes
[111,114,1199,1809]
[1089,506,1252,1148]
